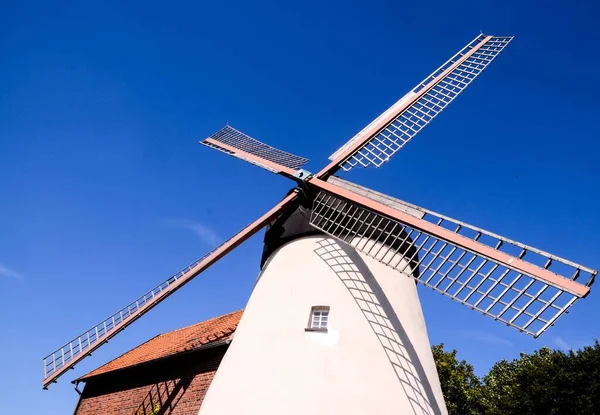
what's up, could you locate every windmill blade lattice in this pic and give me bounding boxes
[201,125,309,175]
[308,187,594,337]
[327,175,596,285]
[42,192,298,388]
[43,253,217,388]
[326,35,512,173]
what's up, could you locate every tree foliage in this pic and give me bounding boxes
[432,344,482,415]
[431,340,600,415]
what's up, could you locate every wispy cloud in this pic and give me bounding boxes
[554,336,571,351]
[168,219,220,247]
[458,329,514,347]
[0,264,22,280]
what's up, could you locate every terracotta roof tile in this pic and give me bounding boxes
[79,310,243,380]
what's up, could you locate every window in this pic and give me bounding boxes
[306,306,330,332]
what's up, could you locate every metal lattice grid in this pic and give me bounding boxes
[337,36,513,171]
[202,125,309,170]
[42,191,298,388]
[42,257,208,383]
[327,175,597,288]
[42,221,253,385]
[309,191,594,337]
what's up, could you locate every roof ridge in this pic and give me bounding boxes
[77,309,243,381]
[163,309,243,337]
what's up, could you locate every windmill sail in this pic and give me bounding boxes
[321,34,512,176]
[42,192,298,388]
[201,126,309,177]
[307,177,595,337]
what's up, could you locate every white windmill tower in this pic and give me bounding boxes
[42,34,596,415]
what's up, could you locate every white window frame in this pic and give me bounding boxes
[305,306,330,332]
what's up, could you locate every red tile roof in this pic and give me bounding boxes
[79,310,243,380]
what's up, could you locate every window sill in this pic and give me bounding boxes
[304,327,328,333]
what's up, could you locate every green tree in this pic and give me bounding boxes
[480,341,600,415]
[431,343,483,415]
[572,340,600,412]
[481,347,570,415]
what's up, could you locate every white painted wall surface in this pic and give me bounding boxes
[199,235,447,415]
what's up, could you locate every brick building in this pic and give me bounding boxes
[72,310,242,415]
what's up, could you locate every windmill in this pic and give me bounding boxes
[43,33,596,414]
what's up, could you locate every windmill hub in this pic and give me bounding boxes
[293,168,312,181]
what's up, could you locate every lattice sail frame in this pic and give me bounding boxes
[309,189,594,338]
[202,125,309,173]
[329,35,513,172]
[43,252,214,384]
[42,192,298,389]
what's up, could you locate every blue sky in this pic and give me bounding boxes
[1,0,599,413]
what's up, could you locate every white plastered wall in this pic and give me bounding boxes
[199,235,447,415]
